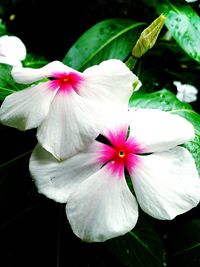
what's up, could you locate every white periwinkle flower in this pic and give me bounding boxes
[0,59,140,160]
[0,35,26,66]
[30,108,200,242]
[174,81,198,103]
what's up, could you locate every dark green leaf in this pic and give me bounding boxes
[63,19,145,71]
[129,89,200,175]
[0,64,30,100]
[0,86,15,100]
[157,1,200,63]
[167,219,200,267]
[23,53,49,68]
[106,213,166,267]
[0,18,7,36]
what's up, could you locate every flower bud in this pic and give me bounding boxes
[132,14,166,58]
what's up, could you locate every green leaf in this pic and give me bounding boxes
[0,54,49,100]
[106,213,166,267]
[0,64,30,100]
[63,19,145,71]
[157,1,200,63]
[23,53,49,68]
[0,18,7,36]
[167,219,200,267]
[129,89,200,175]
[0,86,15,100]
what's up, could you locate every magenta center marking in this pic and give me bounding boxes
[50,71,84,94]
[98,128,142,178]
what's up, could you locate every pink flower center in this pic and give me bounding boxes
[50,72,84,94]
[98,128,142,178]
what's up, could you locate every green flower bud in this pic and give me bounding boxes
[132,14,166,58]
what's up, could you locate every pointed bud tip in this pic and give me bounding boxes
[132,14,166,58]
[158,14,166,22]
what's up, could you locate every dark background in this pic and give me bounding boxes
[3,0,157,60]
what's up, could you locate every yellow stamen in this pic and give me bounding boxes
[119,151,125,158]
[63,77,69,82]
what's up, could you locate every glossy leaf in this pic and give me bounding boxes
[106,213,166,267]
[23,53,49,68]
[0,64,28,100]
[157,1,200,63]
[0,19,6,36]
[63,18,145,71]
[0,64,27,100]
[129,89,200,175]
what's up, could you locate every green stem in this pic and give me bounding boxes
[0,150,32,168]
[125,55,138,70]
[0,206,36,231]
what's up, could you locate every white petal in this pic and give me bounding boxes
[66,164,138,242]
[12,61,73,84]
[30,142,102,203]
[176,91,197,103]
[101,111,131,140]
[129,108,195,153]
[174,81,198,103]
[129,147,200,220]
[0,82,55,130]
[185,0,197,2]
[0,55,22,67]
[0,35,26,60]
[81,59,140,111]
[37,90,100,160]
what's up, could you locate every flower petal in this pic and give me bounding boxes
[0,55,22,67]
[173,81,198,103]
[0,82,55,130]
[29,142,102,203]
[101,111,131,143]
[81,59,140,111]
[66,163,138,242]
[129,147,200,220]
[12,61,73,84]
[129,108,195,153]
[37,90,100,160]
[0,35,26,61]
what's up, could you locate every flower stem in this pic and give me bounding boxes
[125,55,137,70]
[0,150,32,168]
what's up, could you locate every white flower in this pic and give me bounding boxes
[185,0,198,3]
[174,81,198,103]
[0,60,140,159]
[0,35,26,66]
[30,108,200,242]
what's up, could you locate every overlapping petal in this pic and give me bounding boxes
[2,59,138,159]
[0,55,23,67]
[81,59,139,112]
[0,82,55,130]
[129,108,195,153]
[28,106,200,243]
[66,163,138,242]
[30,142,102,203]
[37,90,100,159]
[129,147,200,220]
[12,61,74,84]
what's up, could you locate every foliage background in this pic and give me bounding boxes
[0,0,199,266]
